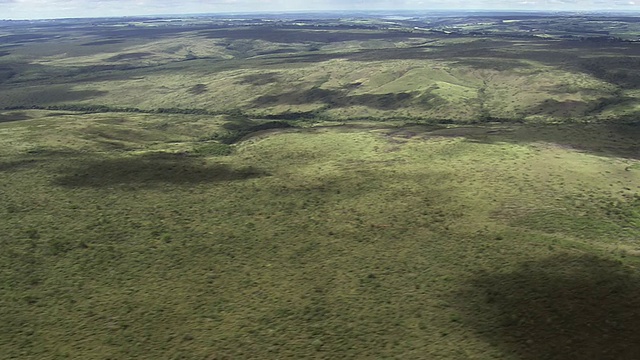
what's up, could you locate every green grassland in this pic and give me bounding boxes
[1,109,640,359]
[1,19,640,123]
[1,15,640,359]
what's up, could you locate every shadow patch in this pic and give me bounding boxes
[0,66,16,83]
[460,124,640,160]
[81,39,126,46]
[237,72,280,86]
[0,159,37,172]
[529,99,591,117]
[454,254,640,360]
[53,152,267,188]
[10,87,108,105]
[580,57,640,89]
[454,58,532,71]
[105,52,154,62]
[188,84,208,95]
[253,87,414,110]
[0,112,31,123]
[0,34,58,44]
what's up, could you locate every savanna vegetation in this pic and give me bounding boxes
[1,12,639,359]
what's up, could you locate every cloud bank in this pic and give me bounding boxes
[2,0,638,20]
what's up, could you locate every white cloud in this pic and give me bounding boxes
[1,0,639,19]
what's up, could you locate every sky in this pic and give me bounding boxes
[1,0,638,20]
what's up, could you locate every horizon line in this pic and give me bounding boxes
[2,8,640,21]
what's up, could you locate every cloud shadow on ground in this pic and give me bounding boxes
[53,152,268,188]
[453,254,640,360]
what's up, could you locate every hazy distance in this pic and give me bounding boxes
[1,0,639,20]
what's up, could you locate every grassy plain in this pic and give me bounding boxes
[2,18,640,122]
[1,14,640,360]
[1,109,640,359]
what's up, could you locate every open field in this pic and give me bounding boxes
[1,13,640,359]
[1,14,640,123]
[1,109,640,359]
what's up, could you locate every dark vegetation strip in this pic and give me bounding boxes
[3,103,639,127]
[1,104,300,144]
[0,104,320,124]
[3,104,224,116]
[212,121,295,144]
[0,103,470,125]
